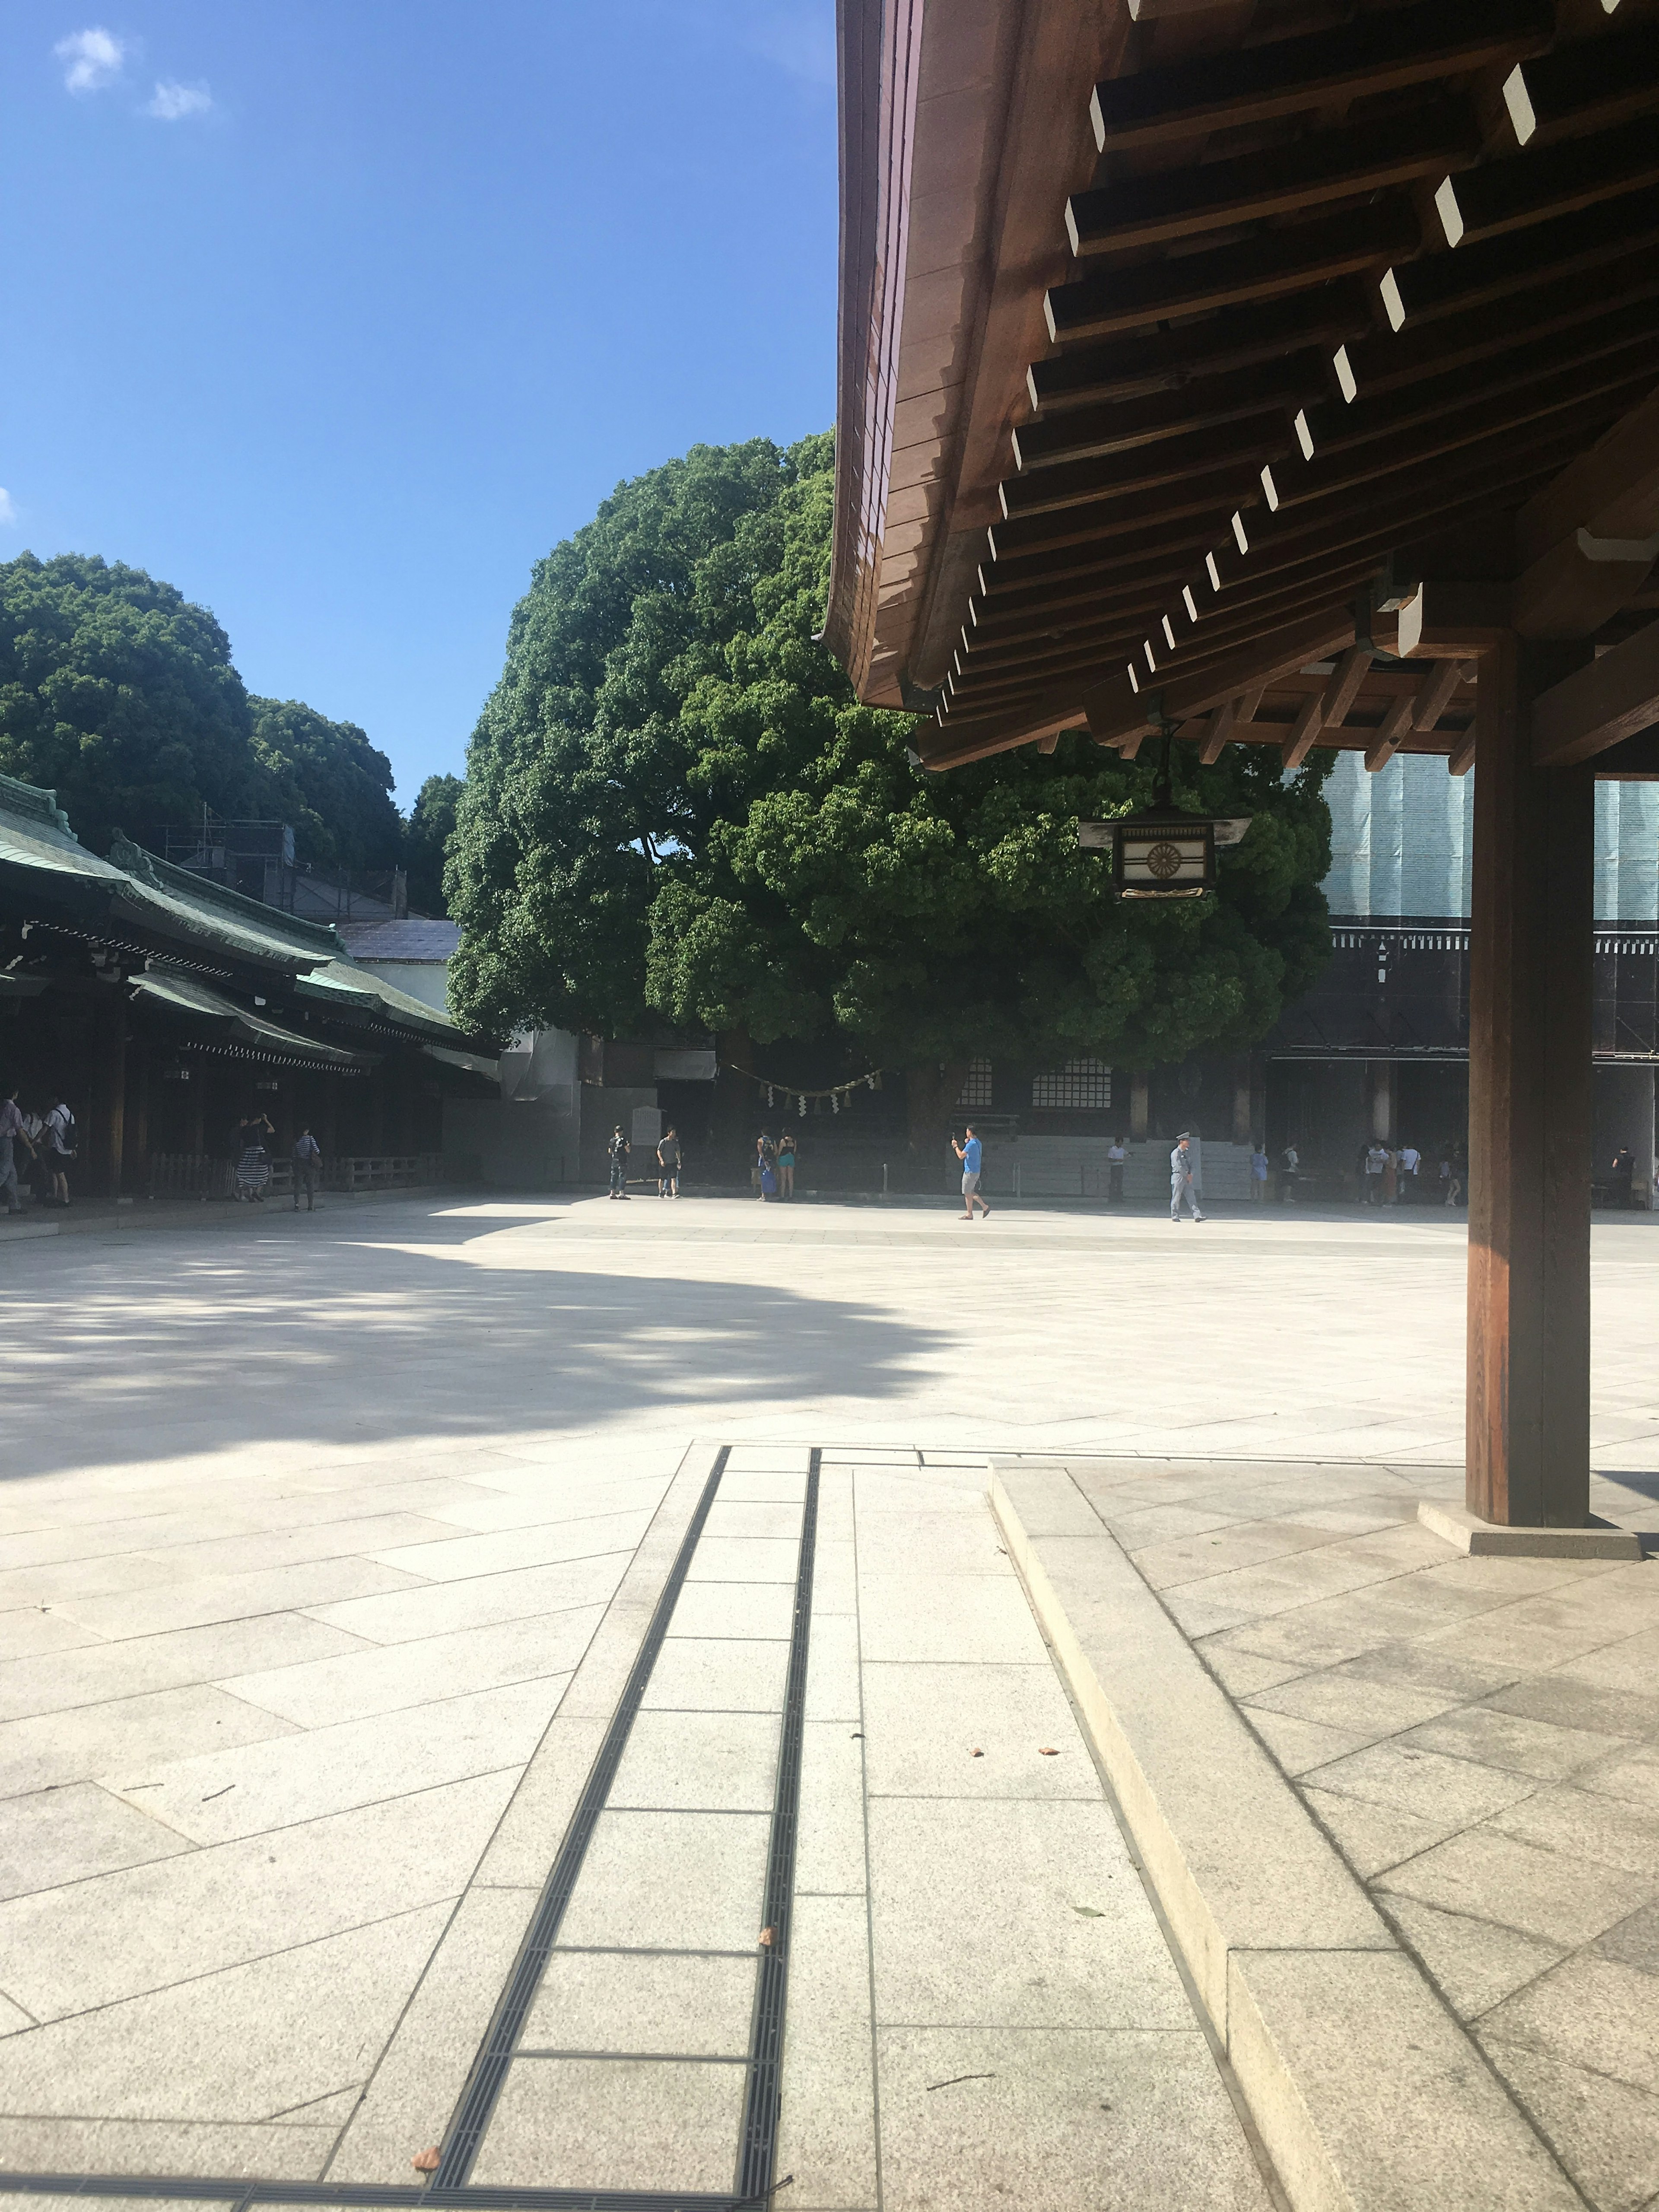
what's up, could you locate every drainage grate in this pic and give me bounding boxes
[432,1447,733,2189]
[733,1449,820,2205]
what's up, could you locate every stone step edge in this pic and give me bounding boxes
[989,1461,1583,2212]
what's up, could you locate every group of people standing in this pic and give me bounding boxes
[0,1084,77,1213]
[606,1124,685,1198]
[752,1130,797,1200]
[232,1113,324,1210]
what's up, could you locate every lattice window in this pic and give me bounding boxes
[956,1057,994,1108]
[1031,1057,1112,1109]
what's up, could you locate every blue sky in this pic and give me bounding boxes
[0,3,838,804]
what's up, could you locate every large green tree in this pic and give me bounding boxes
[248,696,402,873]
[448,434,1333,1135]
[0,552,261,847]
[404,772,463,914]
[0,550,413,877]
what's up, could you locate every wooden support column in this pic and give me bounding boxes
[90,1002,127,1199]
[1231,1056,1252,1143]
[1130,1069,1149,1141]
[125,1045,150,1196]
[1467,632,1595,1528]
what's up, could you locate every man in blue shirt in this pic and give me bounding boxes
[952,1125,991,1221]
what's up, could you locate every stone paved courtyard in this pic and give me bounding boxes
[0,1192,1656,2210]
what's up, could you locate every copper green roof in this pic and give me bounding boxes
[0,773,478,1051]
[129,967,378,1068]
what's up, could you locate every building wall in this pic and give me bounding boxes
[1320,750,1659,923]
[349,958,451,1014]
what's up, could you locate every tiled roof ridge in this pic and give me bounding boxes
[0,772,78,841]
[107,829,346,957]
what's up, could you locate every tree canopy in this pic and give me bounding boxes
[404,772,463,915]
[0,550,416,880]
[0,552,261,850]
[448,434,1333,1124]
[248,697,402,874]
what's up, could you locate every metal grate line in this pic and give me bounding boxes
[0,2177,743,2212]
[432,1447,733,2190]
[733,1448,821,2205]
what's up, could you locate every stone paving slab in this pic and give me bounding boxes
[2,1195,1656,2208]
[995,1451,1659,2212]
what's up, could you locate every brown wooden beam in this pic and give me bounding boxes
[1364,693,1417,770]
[1068,99,1479,256]
[987,461,1261,564]
[1379,181,1659,332]
[1503,17,1659,147]
[1532,621,1659,766]
[1434,119,1659,252]
[1413,658,1470,731]
[1198,701,1234,764]
[1082,604,1356,749]
[1466,630,1594,1528]
[1000,415,1291,523]
[1515,385,1659,566]
[1282,694,1325,771]
[1088,0,1550,156]
[1029,288,1371,413]
[1047,203,1417,346]
[1336,246,1659,404]
[1012,362,1313,474]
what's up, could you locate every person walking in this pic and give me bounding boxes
[1106,1136,1127,1206]
[608,1125,630,1199]
[1250,1143,1269,1202]
[43,1093,76,1207]
[657,1126,681,1198]
[0,1084,36,1216]
[775,1128,796,1200]
[752,1134,774,1199]
[952,1124,991,1220]
[1278,1142,1299,1204]
[1170,1132,1203,1222]
[292,1126,322,1211]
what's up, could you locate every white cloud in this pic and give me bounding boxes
[55,26,127,94]
[146,78,212,121]
[0,490,18,527]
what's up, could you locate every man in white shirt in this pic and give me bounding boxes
[1106,1138,1127,1206]
[1395,1143,1421,1203]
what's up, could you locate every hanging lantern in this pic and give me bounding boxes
[1077,733,1250,899]
[798,1095,807,1116]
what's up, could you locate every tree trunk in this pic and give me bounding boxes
[905,1061,970,1162]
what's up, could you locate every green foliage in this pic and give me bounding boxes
[0,552,259,849]
[248,697,402,873]
[0,550,418,883]
[448,434,1333,1080]
[406,772,463,914]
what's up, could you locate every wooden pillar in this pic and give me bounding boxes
[126,1045,150,1194]
[90,1002,127,1198]
[1130,1069,1149,1141]
[1367,1061,1395,1141]
[1466,633,1595,1527]
[1231,1056,1252,1144]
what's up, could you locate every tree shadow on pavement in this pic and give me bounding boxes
[1,1206,947,1481]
